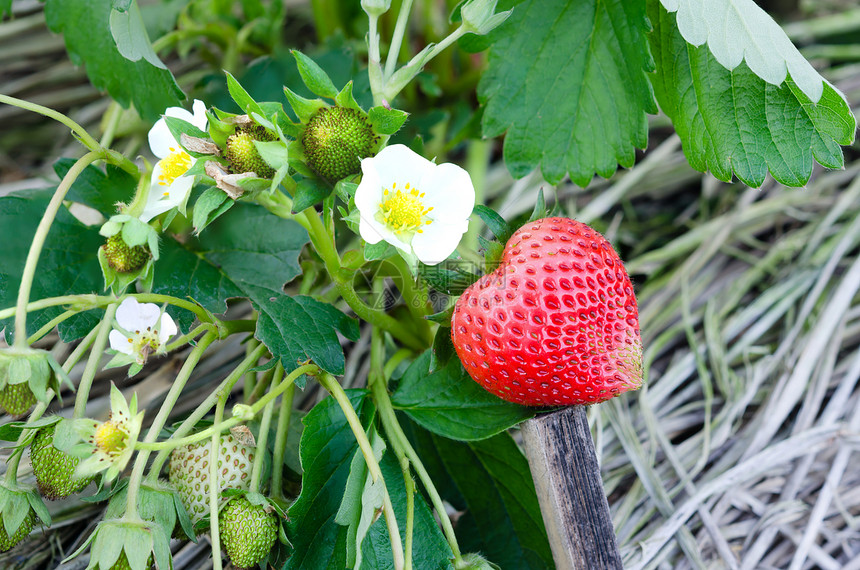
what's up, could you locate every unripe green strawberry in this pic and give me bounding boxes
[168,434,255,524]
[225,130,275,178]
[30,423,93,500]
[219,496,277,569]
[0,506,34,551]
[102,233,151,273]
[0,382,37,417]
[302,106,378,183]
[451,217,643,406]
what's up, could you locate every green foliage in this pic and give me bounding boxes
[0,191,104,343]
[44,0,183,121]
[285,390,373,569]
[391,351,534,441]
[648,1,856,187]
[479,0,657,185]
[54,159,136,218]
[407,421,554,569]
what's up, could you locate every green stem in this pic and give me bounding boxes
[209,395,227,570]
[249,378,277,494]
[382,26,468,102]
[73,302,118,419]
[0,294,103,321]
[317,372,406,570]
[133,293,214,326]
[243,338,261,401]
[27,309,79,345]
[462,139,491,254]
[139,360,313,454]
[270,366,294,501]
[367,12,385,106]
[384,0,415,81]
[301,208,425,349]
[386,255,432,344]
[369,324,414,570]
[100,101,123,149]
[13,152,101,348]
[0,94,101,151]
[370,359,463,563]
[0,95,138,176]
[144,344,275,483]
[125,332,217,519]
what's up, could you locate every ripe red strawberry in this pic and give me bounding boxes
[451,217,642,406]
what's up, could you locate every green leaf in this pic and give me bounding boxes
[197,204,308,294]
[292,178,333,213]
[109,0,166,69]
[659,0,826,103]
[53,159,136,218]
[648,2,856,187]
[0,190,105,344]
[335,427,386,569]
[292,50,339,99]
[192,188,232,234]
[431,326,455,369]
[0,0,12,18]
[472,205,511,243]
[368,106,409,136]
[391,351,534,441]
[479,0,657,185]
[252,291,359,375]
[225,70,266,117]
[285,390,374,570]
[44,0,183,121]
[361,451,454,569]
[406,422,554,569]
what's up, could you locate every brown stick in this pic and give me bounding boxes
[521,406,623,570]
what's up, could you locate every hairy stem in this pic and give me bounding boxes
[209,395,227,570]
[125,332,217,519]
[13,152,101,348]
[144,343,275,483]
[384,0,415,81]
[317,372,406,570]
[271,365,294,501]
[249,367,280,494]
[73,302,118,419]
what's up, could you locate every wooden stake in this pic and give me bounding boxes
[521,406,623,570]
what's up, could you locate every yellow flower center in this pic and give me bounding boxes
[156,147,192,192]
[126,327,161,365]
[378,182,433,235]
[94,421,128,455]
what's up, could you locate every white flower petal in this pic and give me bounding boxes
[116,298,161,330]
[140,168,194,222]
[109,330,134,355]
[354,166,384,214]
[147,100,208,158]
[412,220,469,265]
[420,163,475,221]
[366,144,434,188]
[157,312,178,345]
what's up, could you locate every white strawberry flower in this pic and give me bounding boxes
[73,384,143,482]
[109,297,177,366]
[141,99,208,222]
[354,144,475,265]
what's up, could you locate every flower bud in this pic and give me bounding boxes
[460,0,511,35]
[361,0,392,17]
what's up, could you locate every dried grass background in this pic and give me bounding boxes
[2,1,860,568]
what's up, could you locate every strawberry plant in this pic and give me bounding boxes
[0,0,856,568]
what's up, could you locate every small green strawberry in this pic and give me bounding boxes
[30,422,93,500]
[302,106,378,183]
[168,433,255,524]
[0,506,34,552]
[225,128,276,178]
[0,483,50,553]
[219,496,278,569]
[0,348,64,417]
[102,233,151,273]
[0,382,37,418]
